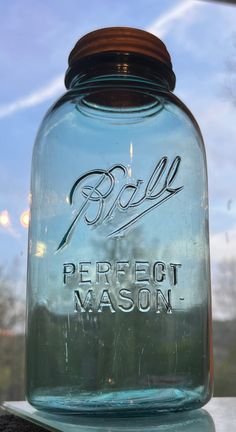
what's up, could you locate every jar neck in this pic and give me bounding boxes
[65,53,175,91]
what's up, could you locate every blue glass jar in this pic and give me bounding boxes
[26,27,213,414]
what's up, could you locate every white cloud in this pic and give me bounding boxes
[210,226,236,320]
[0,75,64,119]
[210,226,236,263]
[147,0,199,38]
[190,96,236,203]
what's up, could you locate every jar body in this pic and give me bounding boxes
[26,76,213,414]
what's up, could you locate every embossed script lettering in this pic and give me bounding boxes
[57,157,183,251]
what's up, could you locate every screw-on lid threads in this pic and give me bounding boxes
[65,27,176,89]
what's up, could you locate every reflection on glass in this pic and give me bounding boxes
[20,209,30,228]
[53,409,216,432]
[34,241,47,258]
[0,210,11,228]
[17,403,216,432]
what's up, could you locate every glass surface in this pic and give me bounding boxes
[26,72,212,413]
[2,400,219,432]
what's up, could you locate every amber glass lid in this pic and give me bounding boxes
[66,27,175,89]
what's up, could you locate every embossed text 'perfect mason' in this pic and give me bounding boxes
[57,156,183,251]
[63,260,182,314]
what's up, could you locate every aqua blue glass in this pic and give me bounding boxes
[26,28,213,414]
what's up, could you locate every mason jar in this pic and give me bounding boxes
[26,27,213,414]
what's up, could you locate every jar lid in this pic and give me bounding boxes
[66,27,175,89]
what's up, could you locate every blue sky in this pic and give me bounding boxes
[0,0,236,318]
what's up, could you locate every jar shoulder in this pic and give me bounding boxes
[35,84,205,153]
[164,91,204,143]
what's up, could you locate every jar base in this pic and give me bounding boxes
[27,386,211,415]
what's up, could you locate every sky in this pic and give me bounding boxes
[0,0,236,319]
